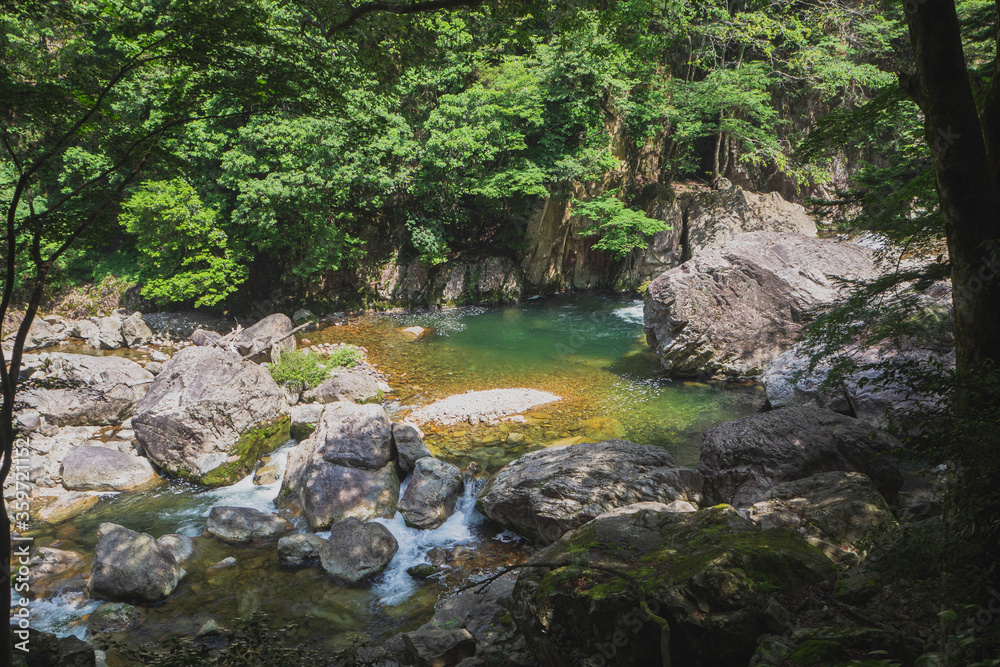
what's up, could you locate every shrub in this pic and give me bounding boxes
[267,347,363,392]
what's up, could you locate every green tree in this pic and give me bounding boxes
[574,190,668,259]
[119,179,246,306]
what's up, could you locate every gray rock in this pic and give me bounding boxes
[18,354,154,426]
[210,556,237,569]
[643,232,878,379]
[747,471,897,565]
[144,361,164,375]
[512,505,836,667]
[157,534,195,564]
[150,350,170,362]
[26,547,86,598]
[70,319,100,341]
[410,571,524,664]
[236,313,295,362]
[292,309,314,324]
[302,371,381,404]
[290,402,324,440]
[12,318,65,350]
[318,518,398,582]
[277,533,326,567]
[120,313,153,347]
[398,457,463,529]
[477,440,703,544]
[88,523,186,603]
[681,185,817,260]
[89,316,125,350]
[279,402,399,529]
[393,422,432,474]
[132,346,290,486]
[206,506,294,543]
[402,628,477,667]
[700,406,903,506]
[190,328,223,347]
[60,446,158,491]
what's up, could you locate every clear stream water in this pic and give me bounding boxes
[24,293,763,653]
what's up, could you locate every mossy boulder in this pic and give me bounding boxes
[133,346,290,486]
[511,505,837,666]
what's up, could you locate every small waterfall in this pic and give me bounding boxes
[372,476,486,606]
[612,301,645,324]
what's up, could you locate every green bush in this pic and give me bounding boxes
[267,347,363,392]
[325,346,364,368]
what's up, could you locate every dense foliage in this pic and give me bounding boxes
[3,0,906,306]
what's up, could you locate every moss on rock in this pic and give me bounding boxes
[199,415,290,487]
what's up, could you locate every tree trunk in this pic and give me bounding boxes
[904,0,1000,372]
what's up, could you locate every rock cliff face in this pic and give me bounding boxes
[325,183,817,309]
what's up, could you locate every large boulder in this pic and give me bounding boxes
[88,523,186,603]
[643,232,878,379]
[17,354,154,426]
[60,446,158,492]
[511,505,836,666]
[235,313,295,362]
[392,422,432,474]
[700,406,903,506]
[398,457,464,529]
[132,346,290,486]
[302,371,381,404]
[279,402,399,530]
[318,518,398,582]
[206,506,294,543]
[747,471,897,565]
[681,184,817,260]
[477,440,703,544]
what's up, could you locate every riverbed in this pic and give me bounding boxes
[25,293,764,653]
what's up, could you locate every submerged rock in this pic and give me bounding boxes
[88,523,186,603]
[643,231,878,379]
[511,505,836,666]
[277,533,326,567]
[88,602,144,634]
[700,406,903,506]
[477,440,703,544]
[132,346,290,486]
[279,402,399,530]
[318,518,398,582]
[398,457,464,529]
[206,506,293,543]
